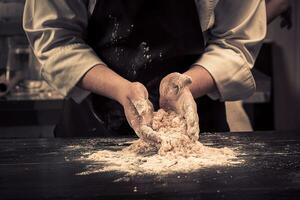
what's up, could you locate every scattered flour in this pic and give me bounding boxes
[76,109,242,176]
[78,142,239,176]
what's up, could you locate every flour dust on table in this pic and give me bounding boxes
[74,107,243,176]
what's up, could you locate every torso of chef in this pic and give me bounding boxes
[23,0,267,137]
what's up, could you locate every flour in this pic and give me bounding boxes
[131,109,200,156]
[76,109,242,176]
[78,141,240,176]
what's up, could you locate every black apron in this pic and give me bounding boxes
[54,0,229,137]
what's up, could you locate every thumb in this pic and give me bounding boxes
[131,99,153,125]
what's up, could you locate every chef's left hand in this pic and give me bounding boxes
[159,72,200,141]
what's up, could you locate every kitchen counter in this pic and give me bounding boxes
[1,131,300,199]
[0,81,63,133]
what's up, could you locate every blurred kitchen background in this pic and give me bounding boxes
[0,0,299,137]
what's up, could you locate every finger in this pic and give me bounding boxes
[142,99,154,125]
[159,98,169,110]
[138,125,162,146]
[134,99,154,127]
[127,97,155,135]
[130,82,154,124]
[183,101,200,142]
[131,82,149,99]
[125,99,142,133]
[180,74,192,88]
[160,73,192,96]
[131,99,151,116]
[159,96,178,112]
[159,73,181,97]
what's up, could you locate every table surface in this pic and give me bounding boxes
[1,131,300,200]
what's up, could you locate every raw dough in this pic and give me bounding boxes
[74,99,241,176]
[125,108,203,156]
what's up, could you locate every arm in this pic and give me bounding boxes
[184,65,217,99]
[23,0,152,131]
[80,65,154,130]
[78,64,130,105]
[23,0,133,104]
[23,0,101,102]
[186,0,267,101]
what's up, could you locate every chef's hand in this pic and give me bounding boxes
[78,65,153,136]
[120,82,154,134]
[159,72,199,141]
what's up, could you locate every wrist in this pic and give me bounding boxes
[184,65,217,98]
[115,80,132,106]
[79,64,132,104]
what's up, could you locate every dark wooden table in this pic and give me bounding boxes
[1,131,300,200]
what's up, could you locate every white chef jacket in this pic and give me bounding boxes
[23,0,267,102]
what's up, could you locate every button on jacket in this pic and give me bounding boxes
[23,0,267,102]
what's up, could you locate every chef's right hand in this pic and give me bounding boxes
[78,65,153,135]
[119,82,154,133]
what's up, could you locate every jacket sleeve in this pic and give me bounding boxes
[23,0,103,103]
[195,0,267,101]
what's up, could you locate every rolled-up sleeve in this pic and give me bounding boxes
[196,0,267,101]
[23,0,104,102]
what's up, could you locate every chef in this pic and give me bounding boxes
[23,0,266,137]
